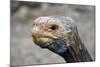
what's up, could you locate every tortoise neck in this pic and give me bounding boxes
[59,45,93,63]
[59,47,77,63]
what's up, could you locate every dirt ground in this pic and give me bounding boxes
[10,1,95,66]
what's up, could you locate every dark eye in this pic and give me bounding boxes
[50,24,58,30]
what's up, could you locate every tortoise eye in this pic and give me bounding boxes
[50,24,58,30]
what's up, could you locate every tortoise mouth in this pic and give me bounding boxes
[32,35,54,48]
[32,35,68,53]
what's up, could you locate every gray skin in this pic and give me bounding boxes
[32,16,93,63]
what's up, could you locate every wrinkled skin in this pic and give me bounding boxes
[31,16,92,62]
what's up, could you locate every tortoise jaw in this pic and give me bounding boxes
[31,30,68,52]
[32,35,54,48]
[46,38,68,54]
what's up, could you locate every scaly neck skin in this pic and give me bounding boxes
[58,47,77,63]
[47,44,80,63]
[54,45,93,63]
[46,38,79,62]
[47,38,93,63]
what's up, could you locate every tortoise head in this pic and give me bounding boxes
[31,16,76,54]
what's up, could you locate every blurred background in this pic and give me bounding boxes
[10,0,95,66]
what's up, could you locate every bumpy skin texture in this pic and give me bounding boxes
[31,16,92,63]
